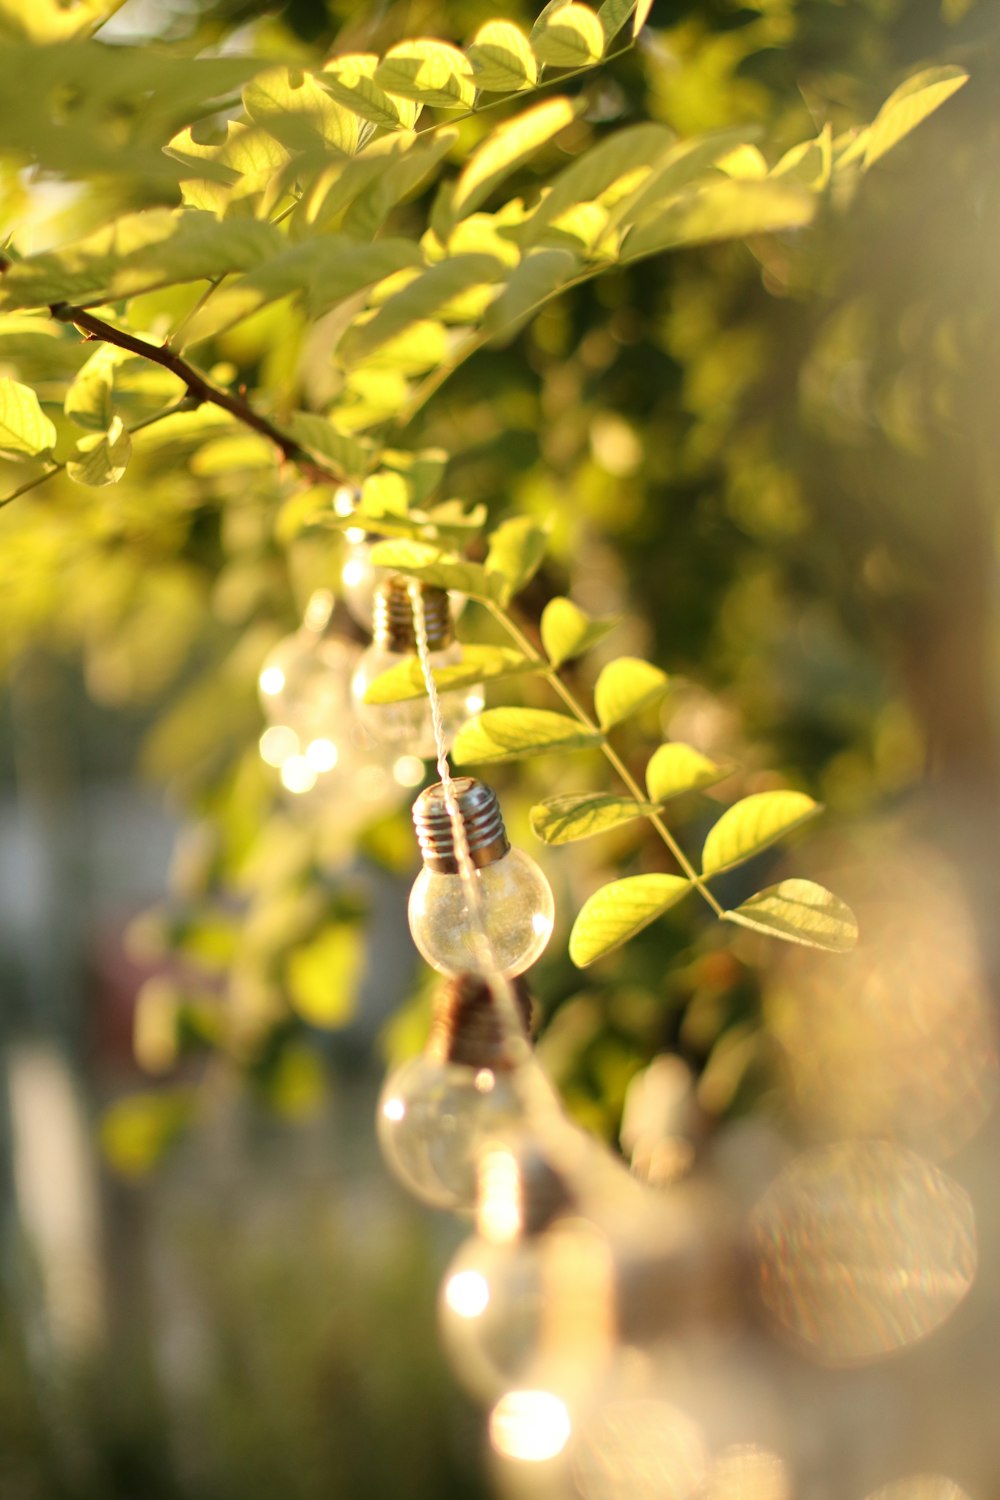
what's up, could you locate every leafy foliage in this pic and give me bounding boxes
[0,0,976,1148]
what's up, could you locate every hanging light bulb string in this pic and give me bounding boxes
[408,580,538,1073]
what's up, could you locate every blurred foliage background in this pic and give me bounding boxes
[1,0,998,1495]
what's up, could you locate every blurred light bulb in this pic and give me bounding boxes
[490,1390,573,1463]
[352,578,480,759]
[281,755,318,795]
[259,725,299,768]
[340,530,380,630]
[377,1053,524,1211]
[409,779,554,977]
[376,974,534,1212]
[393,754,426,788]
[257,599,358,752]
[441,1220,617,1402]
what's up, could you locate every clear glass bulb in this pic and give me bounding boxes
[340,530,468,631]
[340,530,380,631]
[409,847,554,977]
[439,1222,616,1403]
[376,1055,524,1211]
[352,639,484,759]
[258,629,359,749]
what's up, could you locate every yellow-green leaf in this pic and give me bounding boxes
[622,179,815,263]
[485,515,549,603]
[863,65,968,171]
[723,879,858,952]
[66,415,131,487]
[451,96,576,221]
[594,657,668,729]
[342,254,505,363]
[540,596,619,666]
[701,790,821,877]
[597,0,637,43]
[100,1088,195,1179]
[368,538,493,597]
[485,246,580,342]
[63,344,125,431]
[633,0,654,35]
[363,644,535,704]
[286,924,363,1028]
[645,743,727,802]
[452,707,602,764]
[243,66,358,154]
[531,793,655,845]
[287,412,373,481]
[374,40,476,110]
[569,874,691,966]
[322,53,420,129]
[467,20,538,92]
[532,3,605,68]
[0,377,56,456]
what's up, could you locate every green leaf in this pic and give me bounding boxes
[243,66,358,154]
[286,924,363,1028]
[321,53,420,129]
[367,538,494,598]
[287,412,373,481]
[485,516,549,603]
[701,790,821,877]
[863,65,968,171]
[622,179,815,263]
[452,707,602,763]
[363,644,536,704]
[532,3,605,67]
[519,122,675,247]
[182,236,421,343]
[531,0,573,36]
[341,254,505,364]
[467,20,539,92]
[597,0,637,44]
[0,377,56,456]
[63,343,125,431]
[594,657,668,729]
[771,125,833,190]
[645,743,727,802]
[531,793,656,845]
[451,96,576,222]
[632,0,654,35]
[66,414,132,487]
[341,129,459,240]
[540,596,619,667]
[723,879,858,952]
[0,210,282,311]
[374,40,476,110]
[569,874,692,966]
[485,246,580,342]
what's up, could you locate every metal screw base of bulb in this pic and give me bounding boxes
[477,1139,576,1240]
[412,778,511,875]
[426,973,534,1071]
[373,575,453,653]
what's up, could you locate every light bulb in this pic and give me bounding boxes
[351,577,482,759]
[378,1055,523,1211]
[376,974,533,1211]
[257,593,358,752]
[340,524,469,632]
[408,779,554,977]
[340,527,380,631]
[439,1141,616,1402]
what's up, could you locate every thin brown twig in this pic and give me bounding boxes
[46,302,348,486]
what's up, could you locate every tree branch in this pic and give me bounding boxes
[47,302,348,487]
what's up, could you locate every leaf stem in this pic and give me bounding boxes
[485,597,724,917]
